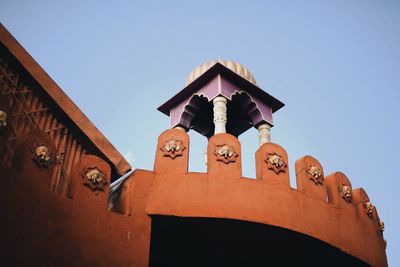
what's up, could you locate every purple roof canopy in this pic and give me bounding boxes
[158,62,284,138]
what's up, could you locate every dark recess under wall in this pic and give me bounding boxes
[149,215,370,267]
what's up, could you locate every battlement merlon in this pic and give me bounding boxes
[132,128,388,267]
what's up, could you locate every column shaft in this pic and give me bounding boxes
[213,96,227,135]
[258,123,271,146]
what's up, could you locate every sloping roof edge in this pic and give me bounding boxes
[0,24,131,176]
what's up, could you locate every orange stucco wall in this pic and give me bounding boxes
[0,128,387,266]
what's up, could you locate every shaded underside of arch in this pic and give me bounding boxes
[149,216,370,267]
[180,92,264,138]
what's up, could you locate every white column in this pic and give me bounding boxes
[213,96,227,135]
[258,123,271,146]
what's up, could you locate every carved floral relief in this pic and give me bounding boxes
[338,182,353,203]
[214,144,238,164]
[379,220,387,247]
[160,139,185,159]
[363,199,374,219]
[265,153,287,174]
[82,167,107,193]
[31,143,53,168]
[307,165,323,185]
[0,110,7,127]
[379,220,385,235]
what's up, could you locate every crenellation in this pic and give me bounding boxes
[353,188,376,221]
[151,128,387,261]
[154,128,189,174]
[325,172,354,206]
[255,142,290,188]
[295,155,327,202]
[207,133,242,178]
[142,128,387,266]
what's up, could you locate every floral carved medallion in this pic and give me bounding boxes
[265,153,287,174]
[0,110,7,127]
[160,139,185,159]
[379,220,387,248]
[307,165,323,185]
[363,199,374,219]
[214,144,238,164]
[31,143,52,168]
[82,167,107,193]
[379,220,385,235]
[338,182,353,203]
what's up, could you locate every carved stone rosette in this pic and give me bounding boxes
[338,182,353,203]
[160,139,185,159]
[0,110,7,127]
[265,153,287,174]
[307,165,323,185]
[363,199,374,219]
[82,167,107,193]
[31,142,53,168]
[214,144,238,164]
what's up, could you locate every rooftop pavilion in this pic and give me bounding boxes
[158,60,284,146]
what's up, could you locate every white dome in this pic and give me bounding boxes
[185,60,257,86]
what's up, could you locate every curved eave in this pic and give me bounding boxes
[0,24,131,176]
[158,62,285,116]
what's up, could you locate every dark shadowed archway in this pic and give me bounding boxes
[149,216,370,267]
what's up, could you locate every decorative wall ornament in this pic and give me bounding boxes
[338,182,353,203]
[265,153,287,174]
[0,110,7,127]
[31,143,52,168]
[379,220,385,235]
[160,139,185,159]
[307,165,323,185]
[214,144,238,164]
[82,167,107,193]
[363,199,374,219]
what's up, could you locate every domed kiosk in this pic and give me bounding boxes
[158,60,284,142]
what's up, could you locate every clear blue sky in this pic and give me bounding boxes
[1,0,399,265]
